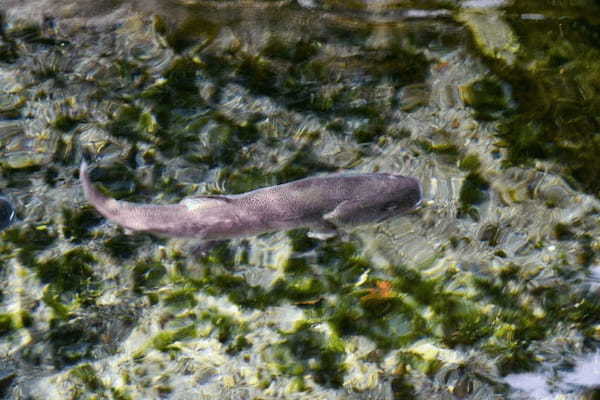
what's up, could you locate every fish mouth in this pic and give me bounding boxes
[415,178,424,207]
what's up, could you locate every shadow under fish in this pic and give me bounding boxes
[80,161,422,253]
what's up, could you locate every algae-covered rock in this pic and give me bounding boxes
[456,9,520,66]
[0,151,48,169]
[460,77,516,120]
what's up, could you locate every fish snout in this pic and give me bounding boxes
[390,175,423,210]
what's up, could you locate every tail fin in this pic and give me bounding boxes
[80,161,198,236]
[80,160,114,217]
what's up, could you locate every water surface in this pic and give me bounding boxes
[1,0,599,398]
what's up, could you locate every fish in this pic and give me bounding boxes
[0,196,16,231]
[80,161,422,249]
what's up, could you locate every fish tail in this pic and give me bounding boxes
[80,161,172,233]
[80,160,119,219]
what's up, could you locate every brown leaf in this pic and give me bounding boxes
[361,280,393,302]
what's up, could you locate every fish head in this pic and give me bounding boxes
[326,174,423,226]
[371,174,422,219]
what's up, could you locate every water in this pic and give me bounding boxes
[0,0,599,399]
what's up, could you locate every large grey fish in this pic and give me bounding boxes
[80,161,421,247]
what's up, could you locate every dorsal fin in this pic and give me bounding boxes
[180,195,231,211]
[188,195,231,202]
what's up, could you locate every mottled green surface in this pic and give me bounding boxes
[1,0,600,399]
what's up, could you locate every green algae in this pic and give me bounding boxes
[263,37,320,63]
[12,311,32,330]
[238,55,279,96]
[416,139,460,165]
[325,292,428,350]
[287,229,321,253]
[197,28,429,118]
[111,388,133,400]
[469,5,600,195]
[85,163,139,200]
[459,153,482,172]
[36,248,96,294]
[52,113,87,133]
[137,110,159,135]
[181,114,261,170]
[161,57,201,96]
[0,314,12,336]
[62,206,104,243]
[52,137,77,166]
[461,77,515,121]
[204,273,271,310]
[157,240,519,384]
[0,94,25,119]
[139,58,207,154]
[49,321,101,367]
[281,326,345,387]
[0,14,18,64]
[271,274,326,303]
[132,258,167,296]
[199,309,250,354]
[103,233,148,260]
[68,362,133,399]
[458,172,489,220]
[262,322,347,389]
[352,121,386,144]
[274,146,338,182]
[390,374,417,398]
[218,166,275,195]
[458,9,520,66]
[0,158,46,179]
[150,325,197,352]
[140,307,249,356]
[162,288,198,310]
[69,364,103,392]
[105,105,147,143]
[553,222,574,241]
[42,286,72,321]
[5,18,66,47]
[1,223,57,267]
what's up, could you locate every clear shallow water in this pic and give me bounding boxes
[0,0,600,399]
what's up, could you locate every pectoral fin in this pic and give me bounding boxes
[323,200,363,225]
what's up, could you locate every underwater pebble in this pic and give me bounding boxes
[456,10,520,66]
[0,70,24,94]
[0,121,24,142]
[0,94,25,119]
[1,152,48,169]
[536,182,571,209]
